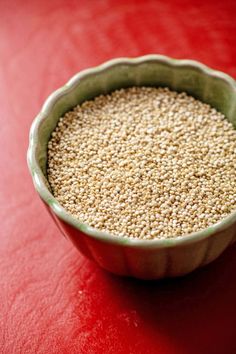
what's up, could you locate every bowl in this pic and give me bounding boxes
[27,55,236,279]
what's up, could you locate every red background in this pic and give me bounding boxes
[1,1,236,353]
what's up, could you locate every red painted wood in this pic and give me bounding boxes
[1,0,236,353]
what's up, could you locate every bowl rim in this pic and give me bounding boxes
[27,54,236,248]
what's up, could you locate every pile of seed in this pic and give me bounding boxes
[47,87,236,239]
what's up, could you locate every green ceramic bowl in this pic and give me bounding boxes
[27,55,236,279]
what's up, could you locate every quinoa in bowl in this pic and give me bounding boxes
[47,86,236,240]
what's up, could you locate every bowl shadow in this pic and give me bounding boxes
[100,243,236,354]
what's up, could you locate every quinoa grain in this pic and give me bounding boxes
[47,87,236,239]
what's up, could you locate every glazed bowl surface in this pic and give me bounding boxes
[27,55,236,279]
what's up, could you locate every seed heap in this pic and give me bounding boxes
[47,87,236,239]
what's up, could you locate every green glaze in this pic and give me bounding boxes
[27,55,236,279]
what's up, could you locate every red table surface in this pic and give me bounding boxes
[1,0,236,353]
